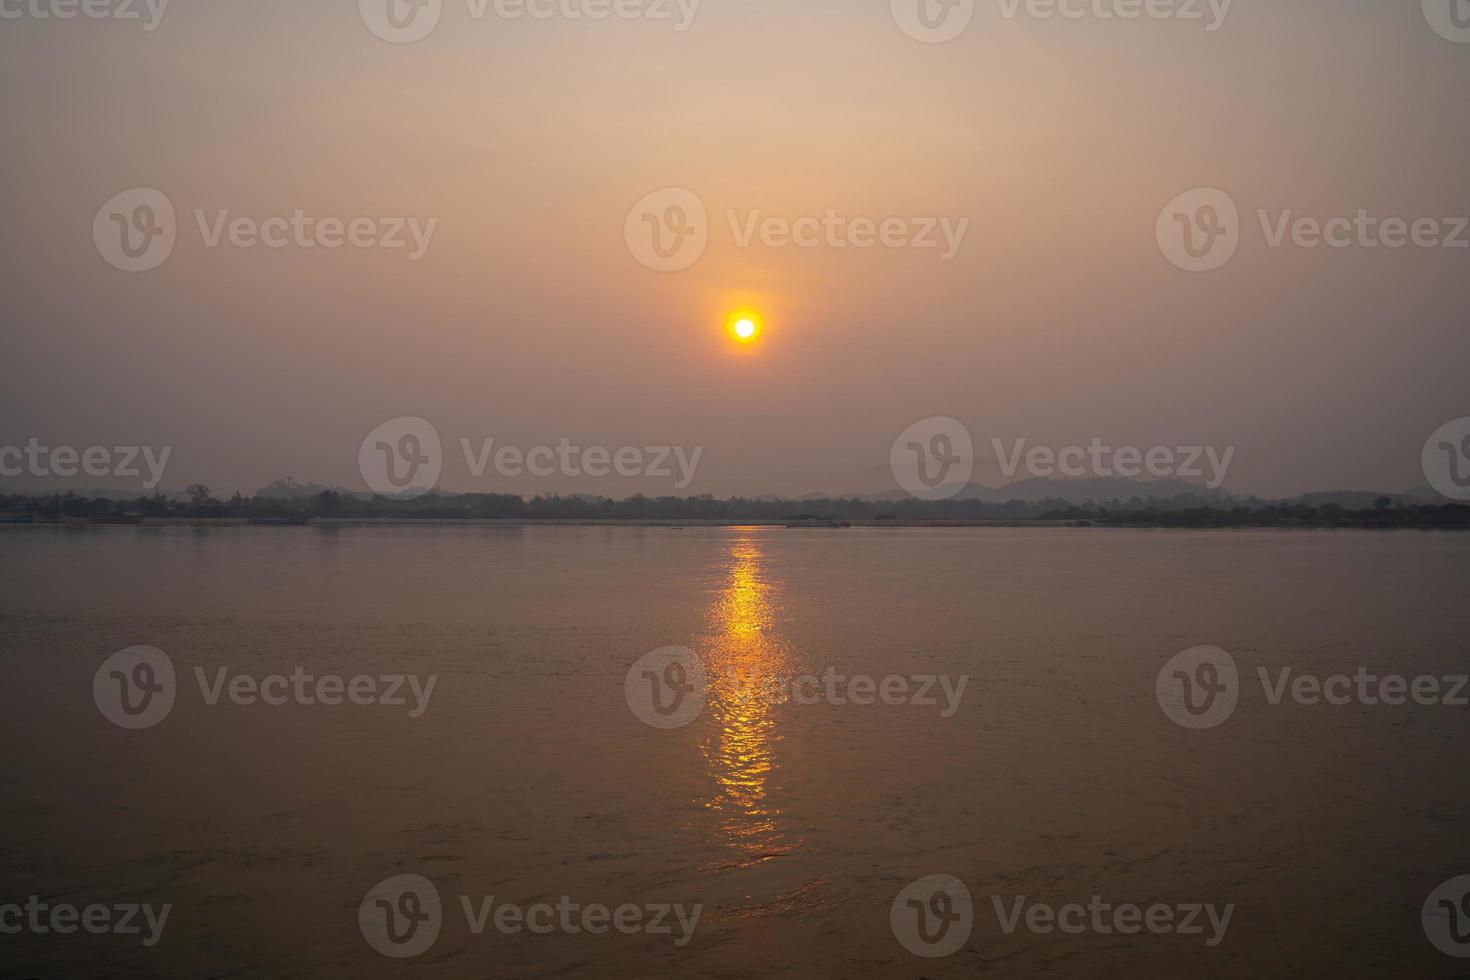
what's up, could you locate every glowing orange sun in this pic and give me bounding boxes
[726,311,763,344]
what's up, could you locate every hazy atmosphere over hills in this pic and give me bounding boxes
[3,3,1468,500]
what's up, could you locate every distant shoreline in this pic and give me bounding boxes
[3,518,1467,531]
[8,489,1467,530]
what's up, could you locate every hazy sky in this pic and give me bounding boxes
[2,0,1468,499]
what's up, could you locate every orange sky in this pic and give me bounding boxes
[2,1,1468,497]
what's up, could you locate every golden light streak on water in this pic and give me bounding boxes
[697,532,802,868]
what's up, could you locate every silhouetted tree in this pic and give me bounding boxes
[315,490,342,516]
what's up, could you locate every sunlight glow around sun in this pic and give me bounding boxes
[726,311,763,344]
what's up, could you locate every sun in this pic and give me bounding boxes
[726,311,763,344]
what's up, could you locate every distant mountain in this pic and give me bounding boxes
[254,478,354,499]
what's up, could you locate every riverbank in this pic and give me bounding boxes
[2,517,1466,530]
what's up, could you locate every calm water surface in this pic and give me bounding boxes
[0,526,1466,977]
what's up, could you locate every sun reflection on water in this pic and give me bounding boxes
[697,530,802,868]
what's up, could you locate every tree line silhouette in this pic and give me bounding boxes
[3,488,1468,528]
